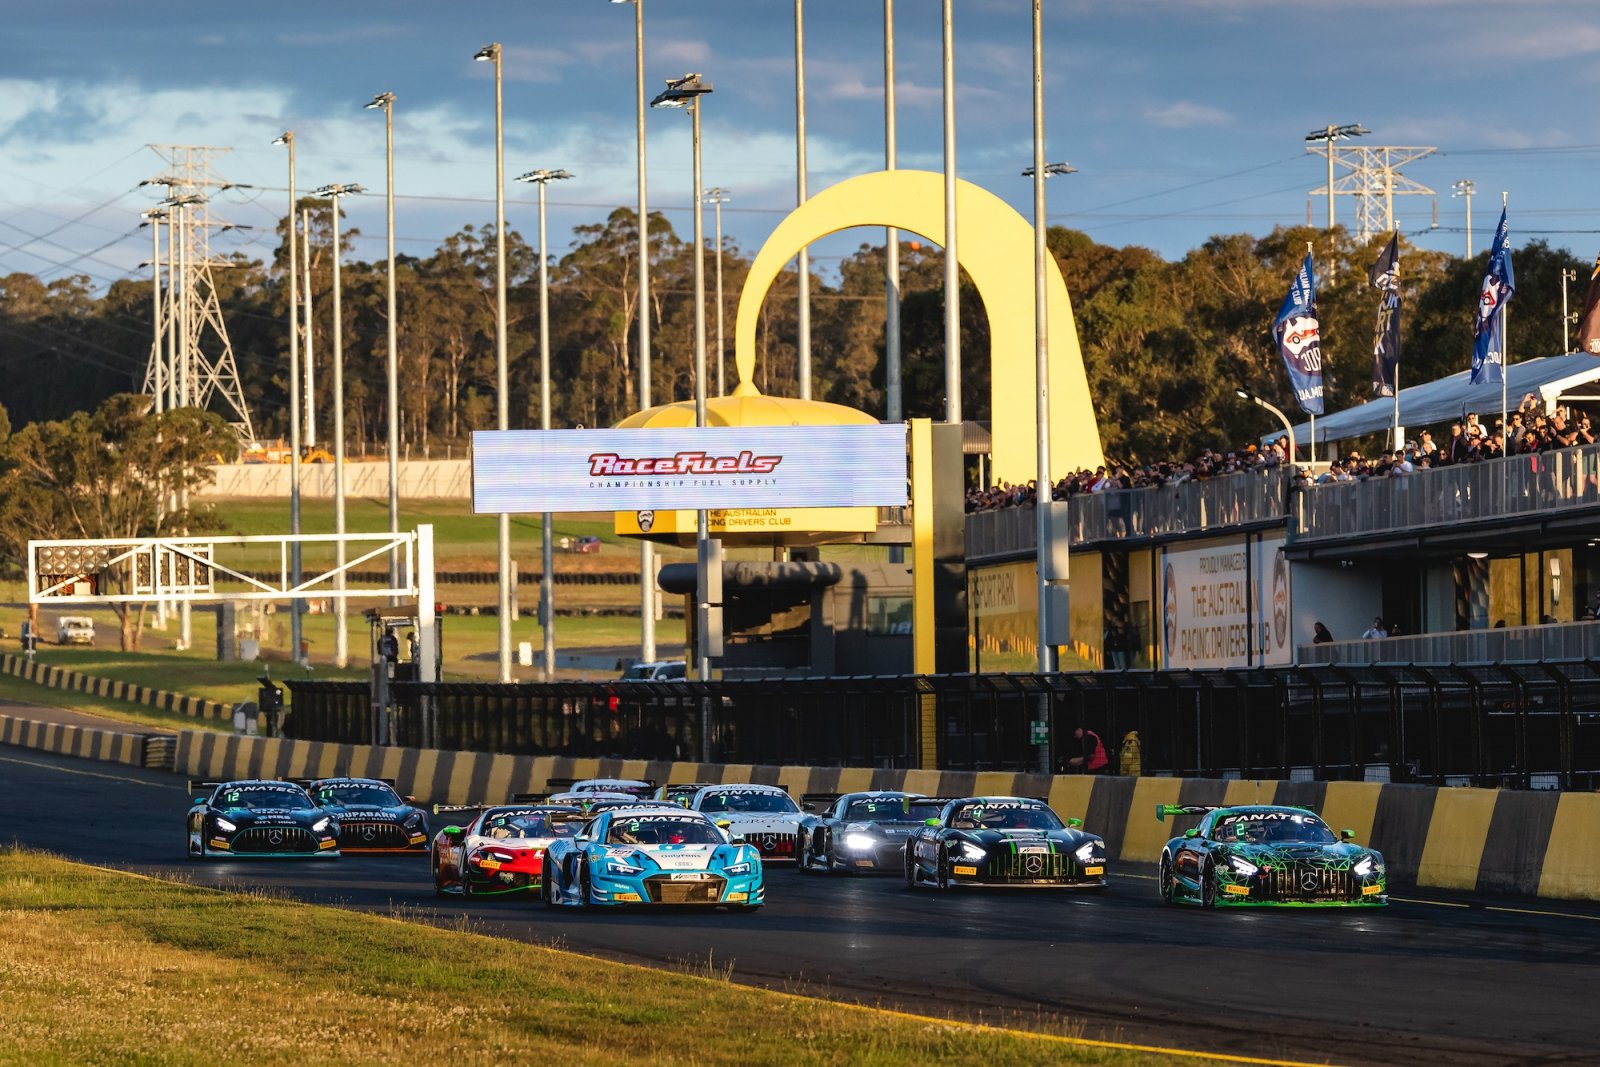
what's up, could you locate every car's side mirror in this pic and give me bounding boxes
[925,818,941,827]
[1184,828,1200,839]
[1067,817,1084,829]
[575,835,591,845]
[715,819,732,830]
[193,798,205,805]
[442,826,462,838]
[1340,828,1356,841]
[404,796,418,805]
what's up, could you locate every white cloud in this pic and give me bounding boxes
[1143,101,1234,129]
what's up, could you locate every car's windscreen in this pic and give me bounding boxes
[1213,812,1336,845]
[216,785,312,810]
[905,800,945,823]
[480,810,578,839]
[620,667,654,680]
[576,782,653,798]
[606,815,723,845]
[844,797,921,821]
[698,790,799,814]
[317,783,400,807]
[945,802,1063,832]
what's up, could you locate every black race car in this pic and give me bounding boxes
[905,795,1106,890]
[296,776,429,853]
[186,779,339,859]
[796,791,948,874]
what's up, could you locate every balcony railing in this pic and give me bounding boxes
[966,469,1291,561]
[1295,442,1600,540]
[1300,619,1600,665]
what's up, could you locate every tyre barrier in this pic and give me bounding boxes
[0,654,233,726]
[0,712,172,770]
[167,730,1600,903]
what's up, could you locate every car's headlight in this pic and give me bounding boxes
[214,817,237,833]
[1228,855,1259,877]
[723,862,751,876]
[960,842,986,860]
[1074,841,1100,863]
[403,811,424,827]
[843,832,876,851]
[312,817,332,833]
[604,855,644,876]
[1353,857,1375,878]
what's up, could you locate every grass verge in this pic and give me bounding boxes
[0,672,230,734]
[0,848,1197,1067]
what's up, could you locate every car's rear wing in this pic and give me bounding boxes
[285,776,398,788]
[510,792,549,803]
[187,780,227,796]
[1156,804,1218,822]
[432,803,488,817]
[800,792,840,813]
[543,778,577,793]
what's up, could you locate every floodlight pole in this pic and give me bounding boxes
[302,207,317,450]
[941,0,960,425]
[1029,0,1055,774]
[883,0,901,424]
[366,93,401,605]
[317,183,364,669]
[794,0,811,400]
[1453,179,1475,259]
[704,187,729,395]
[274,132,304,665]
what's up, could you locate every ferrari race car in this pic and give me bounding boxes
[297,777,428,853]
[543,805,763,909]
[905,796,1107,889]
[187,779,339,859]
[797,791,947,874]
[431,804,581,897]
[1156,804,1388,907]
[690,784,803,862]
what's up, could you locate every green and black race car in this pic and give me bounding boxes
[1156,803,1387,907]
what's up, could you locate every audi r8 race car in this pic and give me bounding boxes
[796,791,948,874]
[430,804,582,897]
[690,784,803,862]
[186,779,339,859]
[543,806,763,909]
[296,777,428,853]
[1156,804,1388,907]
[905,796,1106,890]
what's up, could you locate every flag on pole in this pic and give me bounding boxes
[1577,251,1600,355]
[1272,252,1324,414]
[1370,233,1401,396]
[1471,206,1515,384]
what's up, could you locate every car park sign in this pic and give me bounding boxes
[472,426,908,513]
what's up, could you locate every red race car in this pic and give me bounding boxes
[430,804,581,898]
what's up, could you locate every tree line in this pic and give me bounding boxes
[1,201,1592,464]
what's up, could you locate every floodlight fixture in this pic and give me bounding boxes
[650,72,712,109]
[313,183,365,198]
[271,132,293,147]
[515,169,575,184]
[473,43,499,62]
[1305,123,1369,143]
[1022,162,1077,178]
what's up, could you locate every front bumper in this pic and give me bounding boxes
[589,868,764,906]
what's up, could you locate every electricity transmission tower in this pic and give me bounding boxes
[140,145,256,443]
[1307,144,1437,243]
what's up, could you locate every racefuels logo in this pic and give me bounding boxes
[588,451,782,477]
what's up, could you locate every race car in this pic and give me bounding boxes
[541,777,656,800]
[542,805,763,909]
[296,776,429,853]
[535,790,650,813]
[186,779,339,859]
[653,782,718,808]
[905,796,1106,890]
[430,803,582,897]
[1156,803,1388,907]
[690,784,804,862]
[796,791,947,874]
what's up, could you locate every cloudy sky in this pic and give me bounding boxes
[3,0,1599,295]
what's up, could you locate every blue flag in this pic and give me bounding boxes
[1471,206,1515,384]
[1272,253,1323,414]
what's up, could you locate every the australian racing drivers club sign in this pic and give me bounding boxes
[471,425,909,513]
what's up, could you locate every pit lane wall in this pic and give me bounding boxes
[168,730,1600,903]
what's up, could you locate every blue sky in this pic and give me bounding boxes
[3,0,1599,295]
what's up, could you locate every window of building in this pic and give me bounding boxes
[868,596,913,636]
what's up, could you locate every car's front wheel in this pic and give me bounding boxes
[935,845,952,891]
[797,834,813,874]
[904,846,920,890]
[1200,859,1218,909]
[579,861,594,909]
[1158,853,1177,905]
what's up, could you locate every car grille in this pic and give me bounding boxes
[746,832,796,859]
[234,826,318,854]
[643,874,727,904]
[339,821,412,849]
[1259,865,1354,901]
[992,850,1073,882]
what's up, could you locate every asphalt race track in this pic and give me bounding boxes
[4,748,1598,1067]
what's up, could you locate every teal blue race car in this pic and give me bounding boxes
[1156,804,1386,907]
[542,806,764,910]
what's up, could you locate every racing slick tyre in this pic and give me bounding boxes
[935,846,952,891]
[796,835,813,874]
[904,848,920,890]
[431,852,448,898]
[1158,853,1177,905]
[542,871,559,909]
[1200,859,1218,909]
[579,862,595,909]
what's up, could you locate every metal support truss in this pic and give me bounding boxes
[1308,144,1436,243]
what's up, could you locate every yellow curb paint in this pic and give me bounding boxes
[974,771,1018,797]
[1121,778,1184,863]
[834,767,874,794]
[1416,787,1499,891]
[718,763,754,785]
[1537,792,1600,901]
[567,758,601,783]
[1319,781,1382,848]
[376,745,405,789]
[411,748,441,803]
[901,769,943,796]
[1222,779,1279,807]
[1046,776,1094,822]
[485,754,517,805]
[775,765,815,797]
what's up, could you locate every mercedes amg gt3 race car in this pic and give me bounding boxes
[430,804,581,897]
[1156,804,1388,907]
[297,776,429,853]
[905,796,1107,890]
[690,784,803,863]
[797,791,947,874]
[543,806,764,909]
[187,779,339,859]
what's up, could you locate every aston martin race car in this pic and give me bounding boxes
[690,784,803,862]
[542,806,763,909]
[297,777,428,853]
[905,796,1106,889]
[1156,804,1388,907]
[797,791,947,874]
[430,803,582,897]
[186,779,339,859]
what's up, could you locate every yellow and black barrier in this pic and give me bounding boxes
[171,731,1600,902]
[0,712,168,769]
[0,654,233,724]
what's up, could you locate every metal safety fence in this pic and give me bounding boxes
[284,660,1600,789]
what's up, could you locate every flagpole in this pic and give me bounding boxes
[1307,241,1315,465]
[1500,192,1509,467]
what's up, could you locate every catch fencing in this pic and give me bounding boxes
[284,659,1600,790]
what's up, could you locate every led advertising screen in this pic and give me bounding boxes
[472,425,908,514]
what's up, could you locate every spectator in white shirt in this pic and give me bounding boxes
[1362,617,1388,639]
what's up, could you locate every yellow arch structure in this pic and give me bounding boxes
[733,168,1104,481]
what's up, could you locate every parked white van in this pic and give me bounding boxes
[56,616,95,645]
